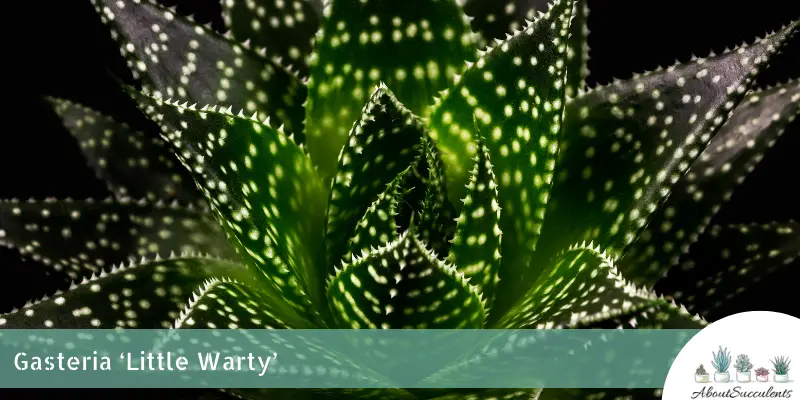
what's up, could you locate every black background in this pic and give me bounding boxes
[1,0,799,396]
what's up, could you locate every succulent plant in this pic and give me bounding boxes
[696,365,708,376]
[755,367,770,377]
[772,356,791,375]
[735,354,753,373]
[1,0,799,399]
[712,347,732,373]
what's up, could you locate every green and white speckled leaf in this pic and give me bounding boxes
[539,388,664,400]
[173,278,310,329]
[90,0,307,136]
[536,22,798,266]
[0,197,235,281]
[48,97,204,205]
[224,388,417,400]
[426,389,543,400]
[447,141,501,306]
[0,254,254,329]
[656,221,800,318]
[462,0,589,97]
[324,85,425,268]
[305,0,478,180]
[429,0,576,311]
[164,292,395,389]
[220,0,323,76]
[497,241,671,329]
[131,91,328,323]
[327,230,486,329]
[417,137,459,256]
[345,170,408,261]
[621,81,800,286]
[575,299,708,329]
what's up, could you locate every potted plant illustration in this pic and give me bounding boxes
[772,356,791,383]
[696,364,710,383]
[755,368,770,382]
[711,346,732,383]
[735,354,753,382]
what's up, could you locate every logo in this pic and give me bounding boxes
[663,312,799,400]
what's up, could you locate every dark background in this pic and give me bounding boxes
[0,0,799,396]
[3,0,800,315]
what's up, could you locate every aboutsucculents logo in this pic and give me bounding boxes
[664,312,799,399]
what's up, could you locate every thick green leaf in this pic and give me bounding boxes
[345,171,407,261]
[575,300,708,329]
[496,241,673,329]
[417,136,459,256]
[429,0,577,314]
[305,0,478,179]
[0,254,254,329]
[225,389,417,400]
[324,85,425,268]
[427,389,543,400]
[539,388,664,400]
[220,0,324,76]
[395,150,430,229]
[447,141,501,307]
[48,97,203,205]
[655,221,800,318]
[621,81,800,286]
[165,283,395,390]
[132,91,328,323]
[535,22,798,266]
[0,197,234,281]
[462,0,589,97]
[327,230,486,329]
[173,278,309,329]
[90,0,306,136]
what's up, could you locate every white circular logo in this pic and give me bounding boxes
[663,311,799,399]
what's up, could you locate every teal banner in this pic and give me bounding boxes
[0,329,698,388]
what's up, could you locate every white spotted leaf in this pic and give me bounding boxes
[173,278,309,329]
[164,284,398,389]
[535,22,798,268]
[0,197,235,282]
[423,389,543,400]
[324,85,426,269]
[621,81,800,286]
[497,242,671,329]
[572,299,708,329]
[220,0,324,76]
[447,141,502,307]
[131,91,328,324]
[327,230,486,329]
[90,0,307,136]
[305,0,478,180]
[429,0,577,312]
[539,389,664,400]
[655,221,800,318]
[48,97,204,205]
[345,170,408,262]
[416,136,459,256]
[462,0,589,97]
[225,389,417,400]
[0,255,256,329]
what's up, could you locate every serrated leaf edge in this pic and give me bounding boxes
[0,252,242,321]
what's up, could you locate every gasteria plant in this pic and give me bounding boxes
[772,356,791,376]
[711,347,732,371]
[1,0,799,399]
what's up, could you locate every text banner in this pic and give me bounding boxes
[0,329,699,388]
